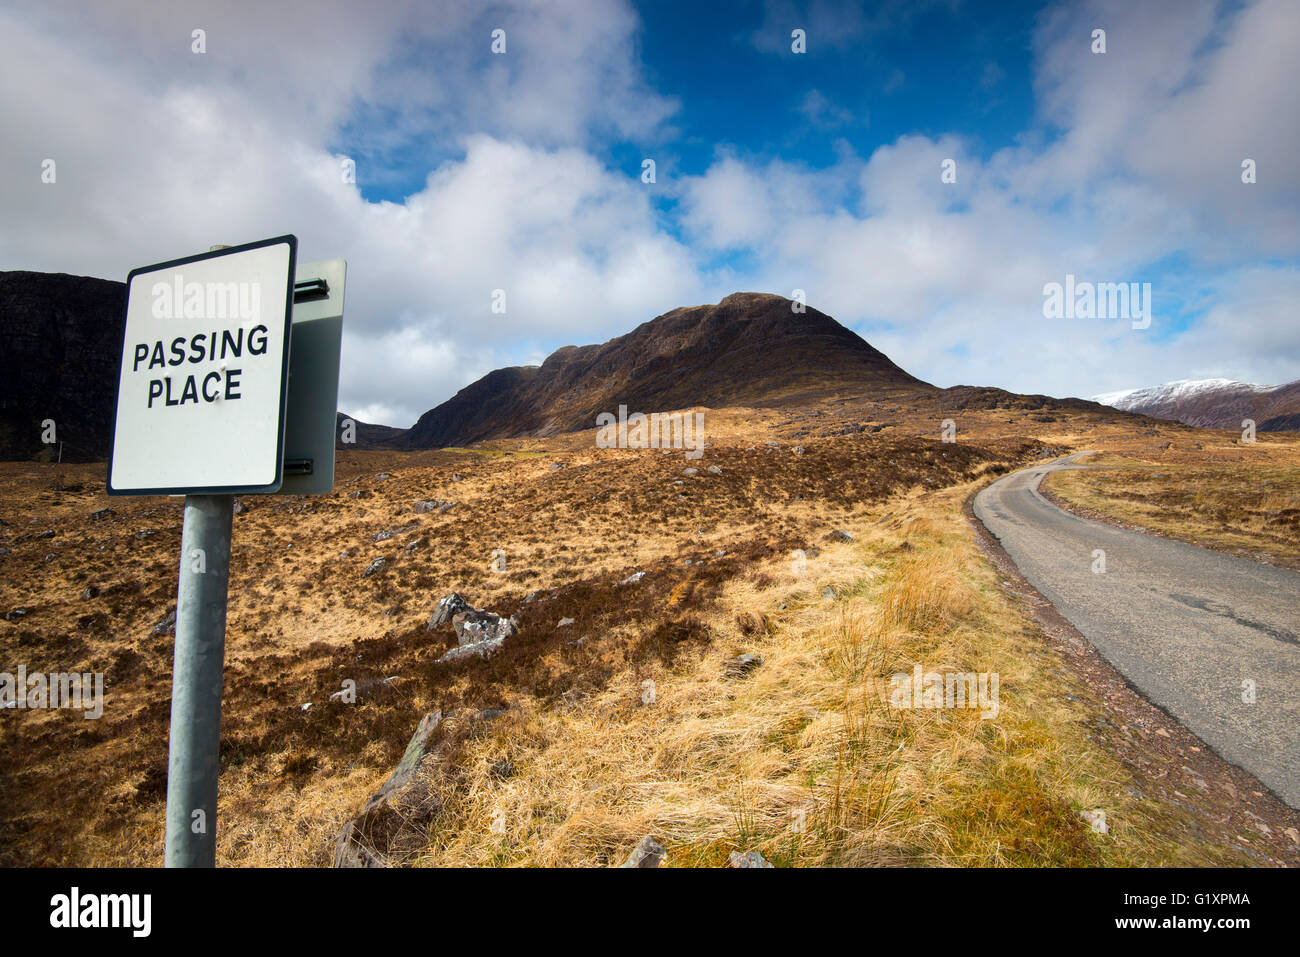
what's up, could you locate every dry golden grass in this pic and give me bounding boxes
[393,483,1255,867]
[1044,443,1300,569]
[3,408,1295,867]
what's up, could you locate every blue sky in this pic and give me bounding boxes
[348,0,1043,207]
[3,0,1297,426]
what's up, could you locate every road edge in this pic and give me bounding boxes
[963,468,1300,864]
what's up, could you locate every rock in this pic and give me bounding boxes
[822,586,836,600]
[89,508,115,521]
[5,607,32,622]
[437,635,507,664]
[451,473,463,482]
[557,617,575,627]
[683,467,699,476]
[362,557,387,578]
[232,499,244,514]
[728,850,773,868]
[707,465,723,475]
[348,490,367,499]
[300,702,312,711]
[619,571,645,586]
[549,462,565,471]
[413,500,441,514]
[452,610,517,647]
[375,473,390,481]
[333,710,444,867]
[81,585,100,600]
[524,590,540,603]
[826,529,854,543]
[427,592,472,630]
[149,608,176,636]
[766,441,780,447]
[404,538,423,554]
[373,522,417,542]
[724,654,763,678]
[621,835,667,868]
[792,446,805,456]
[436,501,457,513]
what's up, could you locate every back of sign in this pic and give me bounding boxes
[278,259,346,495]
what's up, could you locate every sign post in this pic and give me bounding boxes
[164,244,238,867]
[107,235,348,866]
[166,491,234,866]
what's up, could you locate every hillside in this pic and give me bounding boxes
[399,292,933,448]
[0,272,126,461]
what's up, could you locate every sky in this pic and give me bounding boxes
[2,0,1296,427]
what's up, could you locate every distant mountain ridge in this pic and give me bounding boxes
[396,292,933,449]
[0,271,1156,461]
[1092,378,1300,432]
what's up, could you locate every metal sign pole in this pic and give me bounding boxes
[163,244,235,868]
[163,494,234,866]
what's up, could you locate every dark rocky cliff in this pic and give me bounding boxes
[0,271,127,461]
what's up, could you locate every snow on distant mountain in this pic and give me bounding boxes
[1091,378,1300,431]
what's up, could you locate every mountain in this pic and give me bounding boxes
[0,271,1137,461]
[0,271,127,461]
[1093,378,1300,432]
[399,292,932,448]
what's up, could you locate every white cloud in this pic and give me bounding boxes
[677,0,1300,399]
[0,0,1295,431]
[0,0,696,427]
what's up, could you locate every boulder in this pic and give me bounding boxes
[452,609,517,647]
[426,592,471,630]
[374,522,417,542]
[728,850,773,868]
[621,835,667,868]
[437,635,507,664]
[333,710,444,867]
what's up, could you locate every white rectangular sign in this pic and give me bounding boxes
[107,235,297,495]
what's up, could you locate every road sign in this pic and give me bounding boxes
[107,235,297,496]
[277,259,346,495]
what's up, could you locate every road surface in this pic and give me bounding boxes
[974,452,1300,809]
